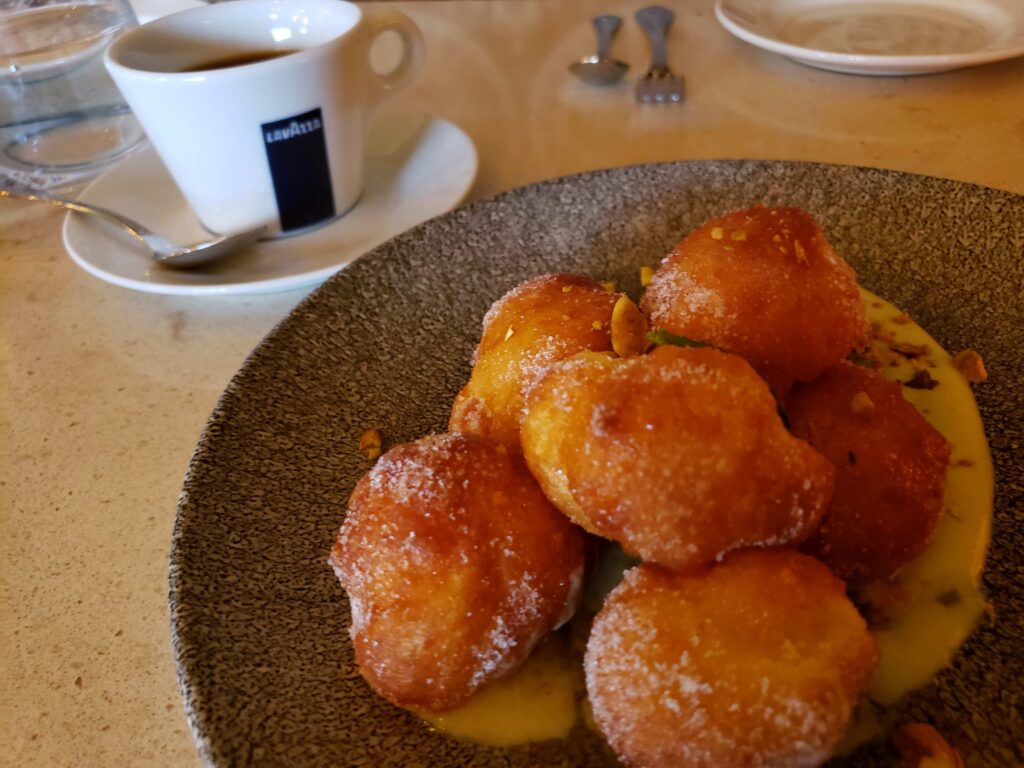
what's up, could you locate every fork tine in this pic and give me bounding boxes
[661,74,683,102]
[635,70,684,103]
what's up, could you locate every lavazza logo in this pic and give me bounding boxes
[264,115,323,144]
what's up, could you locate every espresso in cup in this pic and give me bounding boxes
[178,50,300,71]
[105,0,424,237]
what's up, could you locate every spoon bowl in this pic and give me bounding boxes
[0,187,265,269]
[570,55,630,85]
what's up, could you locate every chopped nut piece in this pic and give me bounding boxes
[710,227,724,240]
[890,342,930,359]
[601,281,617,293]
[952,349,987,383]
[503,326,515,341]
[793,240,808,264]
[592,320,604,331]
[561,285,573,293]
[904,369,939,390]
[730,229,747,241]
[647,328,709,349]
[871,322,896,344]
[610,295,650,358]
[639,266,655,287]
[893,723,964,768]
[849,391,875,416]
[358,429,383,461]
[848,349,880,369]
[772,234,781,242]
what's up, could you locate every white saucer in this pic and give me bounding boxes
[715,0,1024,76]
[63,113,478,295]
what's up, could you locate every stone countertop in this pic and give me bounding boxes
[2,1,1022,766]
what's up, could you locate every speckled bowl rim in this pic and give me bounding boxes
[171,159,1024,767]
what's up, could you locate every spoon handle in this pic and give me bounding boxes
[0,187,156,248]
[592,15,622,60]
[635,6,674,72]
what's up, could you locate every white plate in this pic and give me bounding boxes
[715,0,1024,75]
[63,113,478,295]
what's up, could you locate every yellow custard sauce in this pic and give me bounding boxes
[417,634,583,745]
[855,289,992,705]
[419,288,992,748]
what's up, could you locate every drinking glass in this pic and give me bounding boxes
[0,0,146,188]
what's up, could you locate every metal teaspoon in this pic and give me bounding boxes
[0,187,266,269]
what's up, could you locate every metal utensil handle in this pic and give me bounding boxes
[635,6,675,71]
[593,15,622,60]
[0,188,155,245]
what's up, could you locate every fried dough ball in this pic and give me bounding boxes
[640,207,867,393]
[330,432,586,711]
[521,345,834,570]
[585,551,879,768]
[449,273,619,448]
[784,362,951,582]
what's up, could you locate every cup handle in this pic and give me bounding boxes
[364,10,425,102]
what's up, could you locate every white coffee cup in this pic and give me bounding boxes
[105,0,424,236]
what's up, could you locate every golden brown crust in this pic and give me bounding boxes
[585,551,879,768]
[784,362,951,582]
[521,345,835,571]
[449,274,619,448]
[330,432,586,711]
[640,207,867,393]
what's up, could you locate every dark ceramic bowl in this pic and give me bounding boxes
[171,161,1024,767]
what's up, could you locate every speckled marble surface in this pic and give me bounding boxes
[173,161,1023,767]
[3,0,1024,766]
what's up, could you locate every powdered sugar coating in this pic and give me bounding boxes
[585,552,878,768]
[640,207,867,393]
[521,345,835,570]
[450,274,619,448]
[330,432,586,711]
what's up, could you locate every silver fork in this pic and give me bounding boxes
[634,6,685,104]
